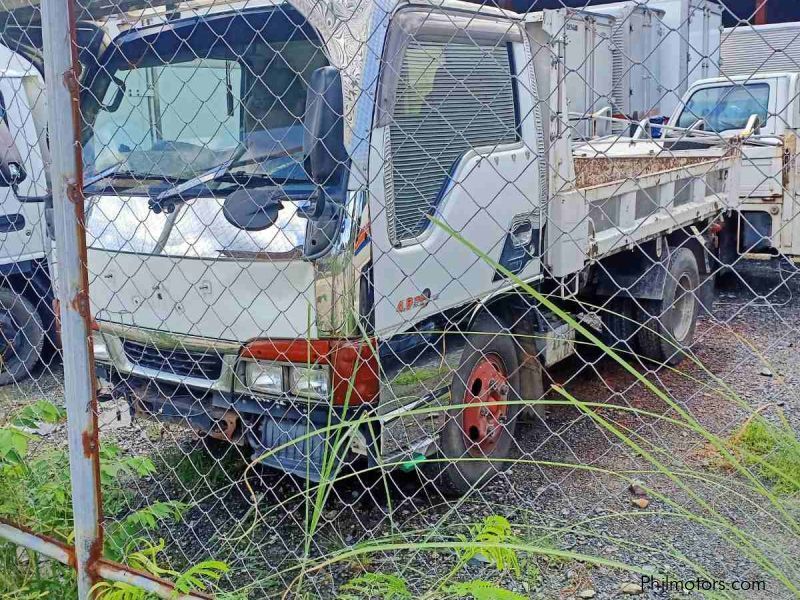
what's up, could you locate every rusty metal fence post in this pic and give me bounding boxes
[41,0,103,597]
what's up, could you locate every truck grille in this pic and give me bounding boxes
[122,339,224,380]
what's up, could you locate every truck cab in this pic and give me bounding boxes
[669,72,800,258]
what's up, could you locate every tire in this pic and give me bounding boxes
[636,248,700,367]
[434,315,521,496]
[601,297,640,354]
[0,287,45,385]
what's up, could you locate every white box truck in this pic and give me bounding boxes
[586,2,665,127]
[64,0,740,494]
[647,0,723,116]
[721,22,800,78]
[588,0,722,122]
[526,8,615,139]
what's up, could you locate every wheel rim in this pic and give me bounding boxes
[461,353,509,457]
[670,272,695,343]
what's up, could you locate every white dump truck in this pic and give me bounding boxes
[0,43,55,384]
[73,0,739,494]
[668,71,800,260]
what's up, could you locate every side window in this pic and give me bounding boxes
[387,37,518,244]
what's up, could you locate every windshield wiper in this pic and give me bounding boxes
[148,159,236,214]
[83,161,145,188]
[149,159,309,214]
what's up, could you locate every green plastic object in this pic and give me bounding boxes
[400,453,427,472]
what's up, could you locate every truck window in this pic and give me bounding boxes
[675,83,770,133]
[388,40,518,243]
[83,33,327,185]
[90,59,242,177]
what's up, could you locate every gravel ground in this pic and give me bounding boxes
[4,258,799,599]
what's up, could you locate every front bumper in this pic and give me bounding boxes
[94,325,368,481]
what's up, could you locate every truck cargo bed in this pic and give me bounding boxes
[547,143,741,278]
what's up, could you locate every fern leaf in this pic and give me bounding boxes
[174,560,229,594]
[91,581,148,600]
[340,573,412,599]
[456,516,521,576]
[447,580,526,600]
[126,538,177,578]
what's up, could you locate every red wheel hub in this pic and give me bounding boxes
[461,354,509,457]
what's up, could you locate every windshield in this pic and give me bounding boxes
[83,9,327,188]
[675,83,770,133]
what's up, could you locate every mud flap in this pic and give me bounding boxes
[512,312,546,422]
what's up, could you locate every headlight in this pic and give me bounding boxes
[244,360,284,395]
[290,366,329,399]
[92,333,110,362]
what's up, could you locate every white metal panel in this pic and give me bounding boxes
[597,0,723,117]
[561,9,615,139]
[687,1,722,83]
[737,146,783,199]
[89,249,319,340]
[587,3,664,124]
[721,22,800,78]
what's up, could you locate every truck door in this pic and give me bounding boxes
[0,74,48,267]
[368,9,541,337]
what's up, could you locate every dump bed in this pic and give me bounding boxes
[547,141,741,278]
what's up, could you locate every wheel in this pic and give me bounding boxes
[636,248,700,367]
[0,287,45,385]
[602,297,639,354]
[434,315,521,496]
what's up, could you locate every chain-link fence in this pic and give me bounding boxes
[0,0,799,598]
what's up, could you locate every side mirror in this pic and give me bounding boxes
[303,67,346,186]
[222,187,285,231]
[0,122,26,188]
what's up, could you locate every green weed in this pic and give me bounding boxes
[0,400,231,599]
[392,365,451,387]
[732,415,800,494]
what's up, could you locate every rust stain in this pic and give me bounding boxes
[574,155,715,189]
[70,290,91,320]
[86,534,104,580]
[65,180,83,205]
[81,430,97,457]
[0,518,77,568]
[62,65,81,96]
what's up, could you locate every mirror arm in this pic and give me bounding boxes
[16,193,51,203]
[100,75,127,112]
[298,185,330,221]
